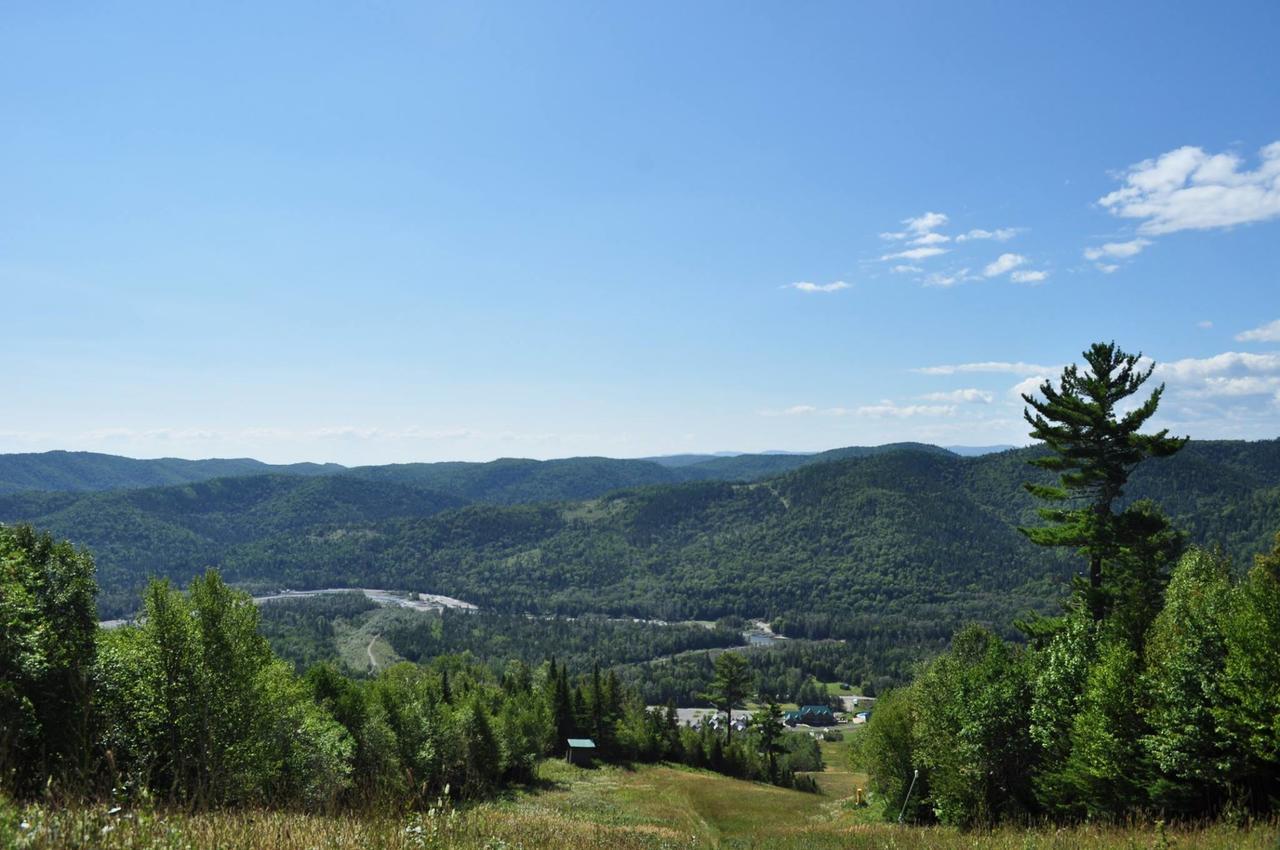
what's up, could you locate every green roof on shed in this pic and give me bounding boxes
[566,738,597,749]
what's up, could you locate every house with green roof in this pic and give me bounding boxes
[783,705,837,727]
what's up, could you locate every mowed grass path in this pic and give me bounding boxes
[499,760,841,846]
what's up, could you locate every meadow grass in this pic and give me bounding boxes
[4,761,1276,850]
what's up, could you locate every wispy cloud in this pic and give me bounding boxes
[881,246,948,261]
[758,405,819,417]
[983,253,1026,277]
[1236,319,1280,342]
[1099,141,1280,235]
[914,360,1059,376]
[910,231,950,246]
[1083,238,1150,272]
[881,211,950,240]
[84,427,223,442]
[955,228,1018,242]
[1010,269,1048,284]
[923,269,972,288]
[1084,238,1151,261]
[785,280,850,293]
[877,213,1032,285]
[311,426,473,441]
[919,388,994,404]
[79,425,475,444]
[856,401,956,418]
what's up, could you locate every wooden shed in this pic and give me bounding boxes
[565,738,597,765]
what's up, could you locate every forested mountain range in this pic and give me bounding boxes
[1,440,1276,633]
[1,442,953,499]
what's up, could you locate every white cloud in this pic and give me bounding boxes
[1158,351,1280,382]
[786,281,850,293]
[904,211,949,234]
[758,405,818,417]
[85,427,222,442]
[1083,238,1151,261]
[881,246,949,261]
[915,360,1059,376]
[955,228,1018,242]
[1236,319,1280,342]
[877,214,1028,278]
[1098,141,1280,235]
[923,269,970,288]
[1155,350,1280,407]
[308,426,472,441]
[880,212,952,245]
[1186,376,1280,398]
[1096,263,1120,274]
[1011,375,1051,400]
[856,401,956,418]
[1010,270,1048,284]
[983,253,1026,277]
[919,388,994,404]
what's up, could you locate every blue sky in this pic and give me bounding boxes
[3,2,1278,464]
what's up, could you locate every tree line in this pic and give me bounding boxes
[857,343,1280,825]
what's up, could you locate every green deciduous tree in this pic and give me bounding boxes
[1216,534,1280,806]
[96,570,358,808]
[0,525,97,797]
[1021,341,1187,622]
[1142,547,1234,814]
[911,626,1035,827]
[1055,638,1149,818]
[857,686,928,822]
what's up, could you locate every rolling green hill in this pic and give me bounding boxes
[0,475,465,615]
[342,456,689,503]
[339,443,957,501]
[222,441,1280,630]
[1,443,961,503]
[2,440,1276,638]
[0,450,342,494]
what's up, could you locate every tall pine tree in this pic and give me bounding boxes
[1021,341,1187,621]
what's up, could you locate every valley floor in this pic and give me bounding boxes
[6,750,1277,850]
